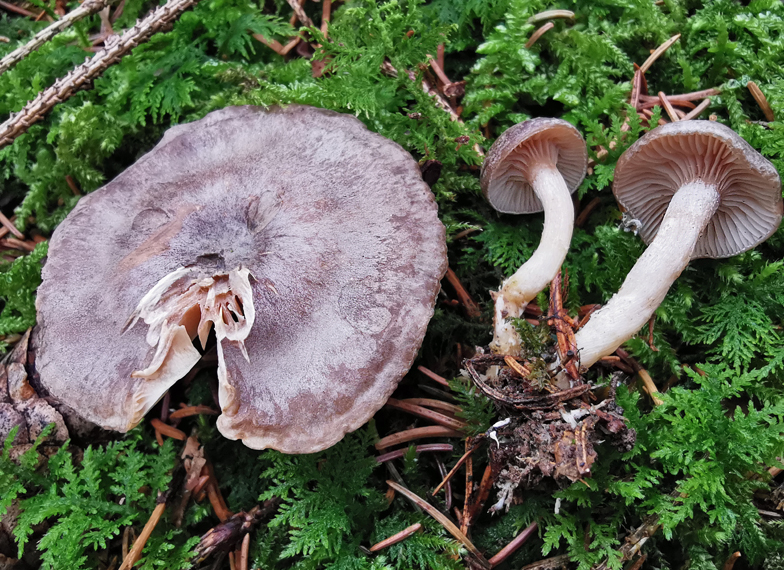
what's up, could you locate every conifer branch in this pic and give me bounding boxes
[0,0,199,150]
[0,0,112,76]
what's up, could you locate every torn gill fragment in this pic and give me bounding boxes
[124,266,255,424]
[34,105,448,453]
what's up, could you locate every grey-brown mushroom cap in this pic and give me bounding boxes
[34,104,448,454]
[480,118,588,214]
[614,120,783,259]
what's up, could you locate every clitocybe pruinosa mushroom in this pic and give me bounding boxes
[481,118,588,355]
[574,120,783,369]
[34,105,448,454]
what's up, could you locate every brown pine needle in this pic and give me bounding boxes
[239,533,250,570]
[638,369,664,406]
[150,418,186,440]
[527,9,574,25]
[386,480,490,569]
[169,405,219,419]
[525,22,554,48]
[376,425,463,450]
[400,398,462,415]
[488,522,538,567]
[417,365,451,388]
[385,398,467,431]
[65,174,82,196]
[640,34,680,74]
[444,268,481,318]
[370,522,422,552]
[575,197,601,228]
[433,440,481,495]
[320,0,331,35]
[747,81,775,122]
[118,501,166,570]
[376,443,454,463]
[658,92,680,122]
[682,98,711,120]
[723,552,741,570]
[0,210,23,239]
[0,0,37,18]
[639,88,720,102]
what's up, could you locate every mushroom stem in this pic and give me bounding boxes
[491,164,575,354]
[574,180,720,368]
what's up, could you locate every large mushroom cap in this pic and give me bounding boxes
[35,105,447,454]
[480,118,588,214]
[614,120,783,259]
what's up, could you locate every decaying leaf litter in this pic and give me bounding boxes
[4,2,776,567]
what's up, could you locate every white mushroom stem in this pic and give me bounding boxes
[491,164,575,354]
[574,180,720,368]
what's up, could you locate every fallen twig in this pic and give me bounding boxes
[0,0,111,75]
[286,0,313,27]
[0,0,200,149]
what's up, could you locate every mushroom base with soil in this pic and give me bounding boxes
[574,180,720,369]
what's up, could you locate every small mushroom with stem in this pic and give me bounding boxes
[34,105,448,453]
[573,121,782,369]
[481,118,588,355]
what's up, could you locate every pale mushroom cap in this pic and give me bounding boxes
[480,118,588,214]
[614,121,783,259]
[35,105,448,454]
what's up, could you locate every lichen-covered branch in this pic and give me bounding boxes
[0,0,112,76]
[0,0,199,149]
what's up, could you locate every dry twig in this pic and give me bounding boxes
[0,0,112,75]
[0,0,199,149]
[376,443,454,463]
